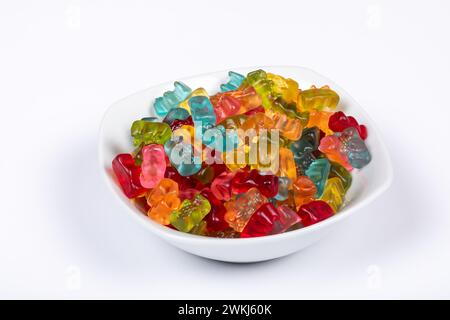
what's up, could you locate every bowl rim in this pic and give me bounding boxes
[98,65,394,244]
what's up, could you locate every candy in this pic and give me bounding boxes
[231,169,279,198]
[146,178,180,225]
[320,177,345,212]
[267,73,299,104]
[220,71,245,92]
[240,203,301,238]
[188,95,217,129]
[298,200,334,227]
[329,161,352,191]
[246,69,274,109]
[224,188,268,232]
[178,88,208,112]
[211,171,236,201]
[328,111,367,140]
[292,176,317,210]
[297,85,339,111]
[305,158,330,197]
[112,154,147,198]
[131,120,172,146]
[170,194,211,232]
[111,69,373,238]
[337,127,371,169]
[318,135,352,171]
[164,138,201,176]
[154,81,192,117]
[139,144,166,188]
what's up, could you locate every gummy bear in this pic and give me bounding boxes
[164,138,201,176]
[297,85,339,111]
[246,69,275,109]
[318,135,352,171]
[112,154,147,199]
[328,111,367,140]
[154,81,192,117]
[292,176,317,210]
[329,161,352,191]
[231,169,279,198]
[210,93,241,124]
[278,148,297,181]
[188,95,217,130]
[139,144,166,188]
[146,178,180,225]
[201,188,228,232]
[305,158,330,197]
[224,187,268,232]
[272,97,310,127]
[130,120,172,146]
[320,177,346,212]
[266,110,303,141]
[220,71,245,92]
[240,203,301,238]
[298,200,334,227]
[267,73,299,104]
[211,171,236,201]
[337,127,371,169]
[307,110,334,135]
[178,88,209,112]
[170,194,211,232]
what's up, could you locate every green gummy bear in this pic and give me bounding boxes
[130,120,172,146]
[170,194,211,232]
[246,69,275,109]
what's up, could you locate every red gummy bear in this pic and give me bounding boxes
[328,111,367,140]
[201,188,228,232]
[298,200,334,227]
[231,169,279,198]
[112,154,147,198]
[164,166,204,190]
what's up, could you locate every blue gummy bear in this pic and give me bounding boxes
[164,137,201,176]
[202,125,239,152]
[274,177,292,201]
[154,81,192,118]
[338,127,371,169]
[163,107,190,126]
[188,95,217,129]
[290,138,316,173]
[305,158,330,197]
[220,71,245,92]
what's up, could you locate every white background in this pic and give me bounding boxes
[1,0,449,299]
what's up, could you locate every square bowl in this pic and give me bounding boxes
[98,66,393,263]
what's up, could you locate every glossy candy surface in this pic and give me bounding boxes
[111,69,373,238]
[154,81,192,117]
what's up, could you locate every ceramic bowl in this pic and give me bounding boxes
[98,66,393,263]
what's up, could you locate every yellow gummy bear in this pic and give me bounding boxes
[267,73,299,104]
[297,85,339,111]
[320,177,345,212]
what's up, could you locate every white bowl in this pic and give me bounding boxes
[98,66,393,263]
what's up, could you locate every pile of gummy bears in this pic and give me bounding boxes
[112,69,371,238]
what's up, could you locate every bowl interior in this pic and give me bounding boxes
[98,66,393,242]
